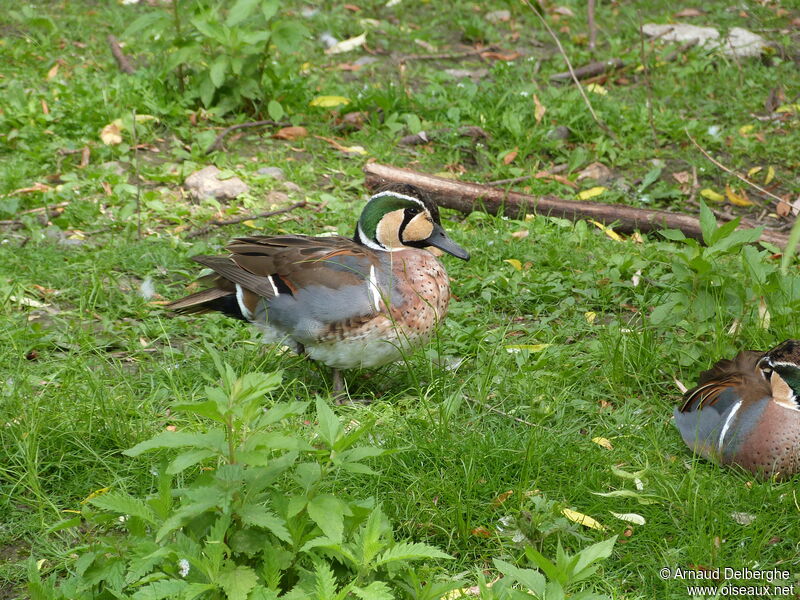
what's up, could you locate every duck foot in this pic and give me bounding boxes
[332,369,372,405]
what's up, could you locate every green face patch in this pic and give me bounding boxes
[358,194,421,240]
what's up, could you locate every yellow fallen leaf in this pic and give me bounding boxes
[725,185,753,207]
[738,124,754,136]
[609,511,646,525]
[504,258,522,271]
[747,166,762,178]
[505,343,551,353]
[62,509,82,514]
[242,220,258,228]
[100,120,123,145]
[585,83,607,95]
[81,486,111,504]
[533,94,546,124]
[510,230,529,239]
[325,32,367,55]
[764,166,775,185]
[700,188,724,202]
[309,95,351,108]
[775,103,800,114]
[585,311,597,324]
[562,508,606,530]
[577,186,606,200]
[587,219,623,242]
[46,63,59,79]
[591,436,613,450]
[36,559,47,571]
[492,490,514,507]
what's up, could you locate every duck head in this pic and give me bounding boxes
[354,186,470,260]
[758,339,800,410]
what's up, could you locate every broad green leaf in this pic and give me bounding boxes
[167,448,216,475]
[493,559,546,596]
[132,579,188,600]
[89,491,157,524]
[124,430,225,456]
[268,100,284,121]
[210,55,229,88]
[225,0,260,27]
[313,561,338,600]
[173,399,225,423]
[271,20,308,53]
[307,494,344,544]
[698,200,716,246]
[125,547,171,585]
[315,397,342,447]
[572,536,617,575]
[236,505,290,542]
[261,0,279,21]
[245,432,313,452]
[524,546,564,585]
[182,583,218,600]
[374,542,451,567]
[352,581,393,600]
[218,564,258,600]
[658,229,686,241]
[355,506,389,567]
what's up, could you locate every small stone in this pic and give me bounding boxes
[184,165,248,201]
[256,166,285,180]
[485,10,511,23]
[283,181,301,193]
[100,161,126,175]
[547,125,572,141]
[445,68,489,80]
[266,190,290,205]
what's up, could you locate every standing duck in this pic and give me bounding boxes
[167,185,469,396]
[674,340,800,478]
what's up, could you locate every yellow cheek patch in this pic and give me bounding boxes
[376,209,405,248]
[401,213,434,243]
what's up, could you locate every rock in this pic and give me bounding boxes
[266,190,290,205]
[100,161,126,175]
[256,166,285,180]
[445,68,489,80]
[547,125,572,141]
[642,23,766,58]
[184,165,248,201]
[485,9,511,23]
[283,181,302,193]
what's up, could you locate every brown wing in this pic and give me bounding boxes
[679,350,769,412]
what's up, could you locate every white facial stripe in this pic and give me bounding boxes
[358,223,402,253]
[369,190,425,208]
[235,284,253,320]
[267,275,279,297]
[367,265,381,312]
[717,401,742,455]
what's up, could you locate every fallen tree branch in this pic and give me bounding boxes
[363,163,789,248]
[394,45,499,62]
[205,119,291,154]
[550,58,625,81]
[185,200,308,239]
[107,35,135,74]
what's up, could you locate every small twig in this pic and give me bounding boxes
[685,128,784,204]
[19,202,70,216]
[520,0,617,141]
[549,58,625,82]
[107,35,135,74]
[394,45,499,62]
[588,0,597,52]
[205,120,290,154]
[638,17,659,149]
[185,201,308,239]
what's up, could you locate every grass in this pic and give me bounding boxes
[2,0,800,598]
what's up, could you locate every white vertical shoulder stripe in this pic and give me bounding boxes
[235,284,253,321]
[717,401,742,456]
[367,265,381,312]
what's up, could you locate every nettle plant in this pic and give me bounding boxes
[124,0,308,115]
[652,201,800,356]
[29,353,450,599]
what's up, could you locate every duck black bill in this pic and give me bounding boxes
[423,224,470,261]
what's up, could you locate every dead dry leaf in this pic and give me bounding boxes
[503,149,518,165]
[510,229,528,239]
[314,134,367,155]
[674,8,705,17]
[273,126,308,141]
[492,490,514,507]
[481,51,521,61]
[100,121,123,145]
[577,162,612,182]
[700,188,724,202]
[325,32,367,55]
[552,6,575,17]
[591,436,613,450]
[9,182,52,195]
[725,185,753,207]
[578,186,607,200]
[46,63,59,79]
[535,171,577,189]
[533,94,546,124]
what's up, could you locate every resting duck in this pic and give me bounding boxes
[674,339,800,478]
[167,185,469,397]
